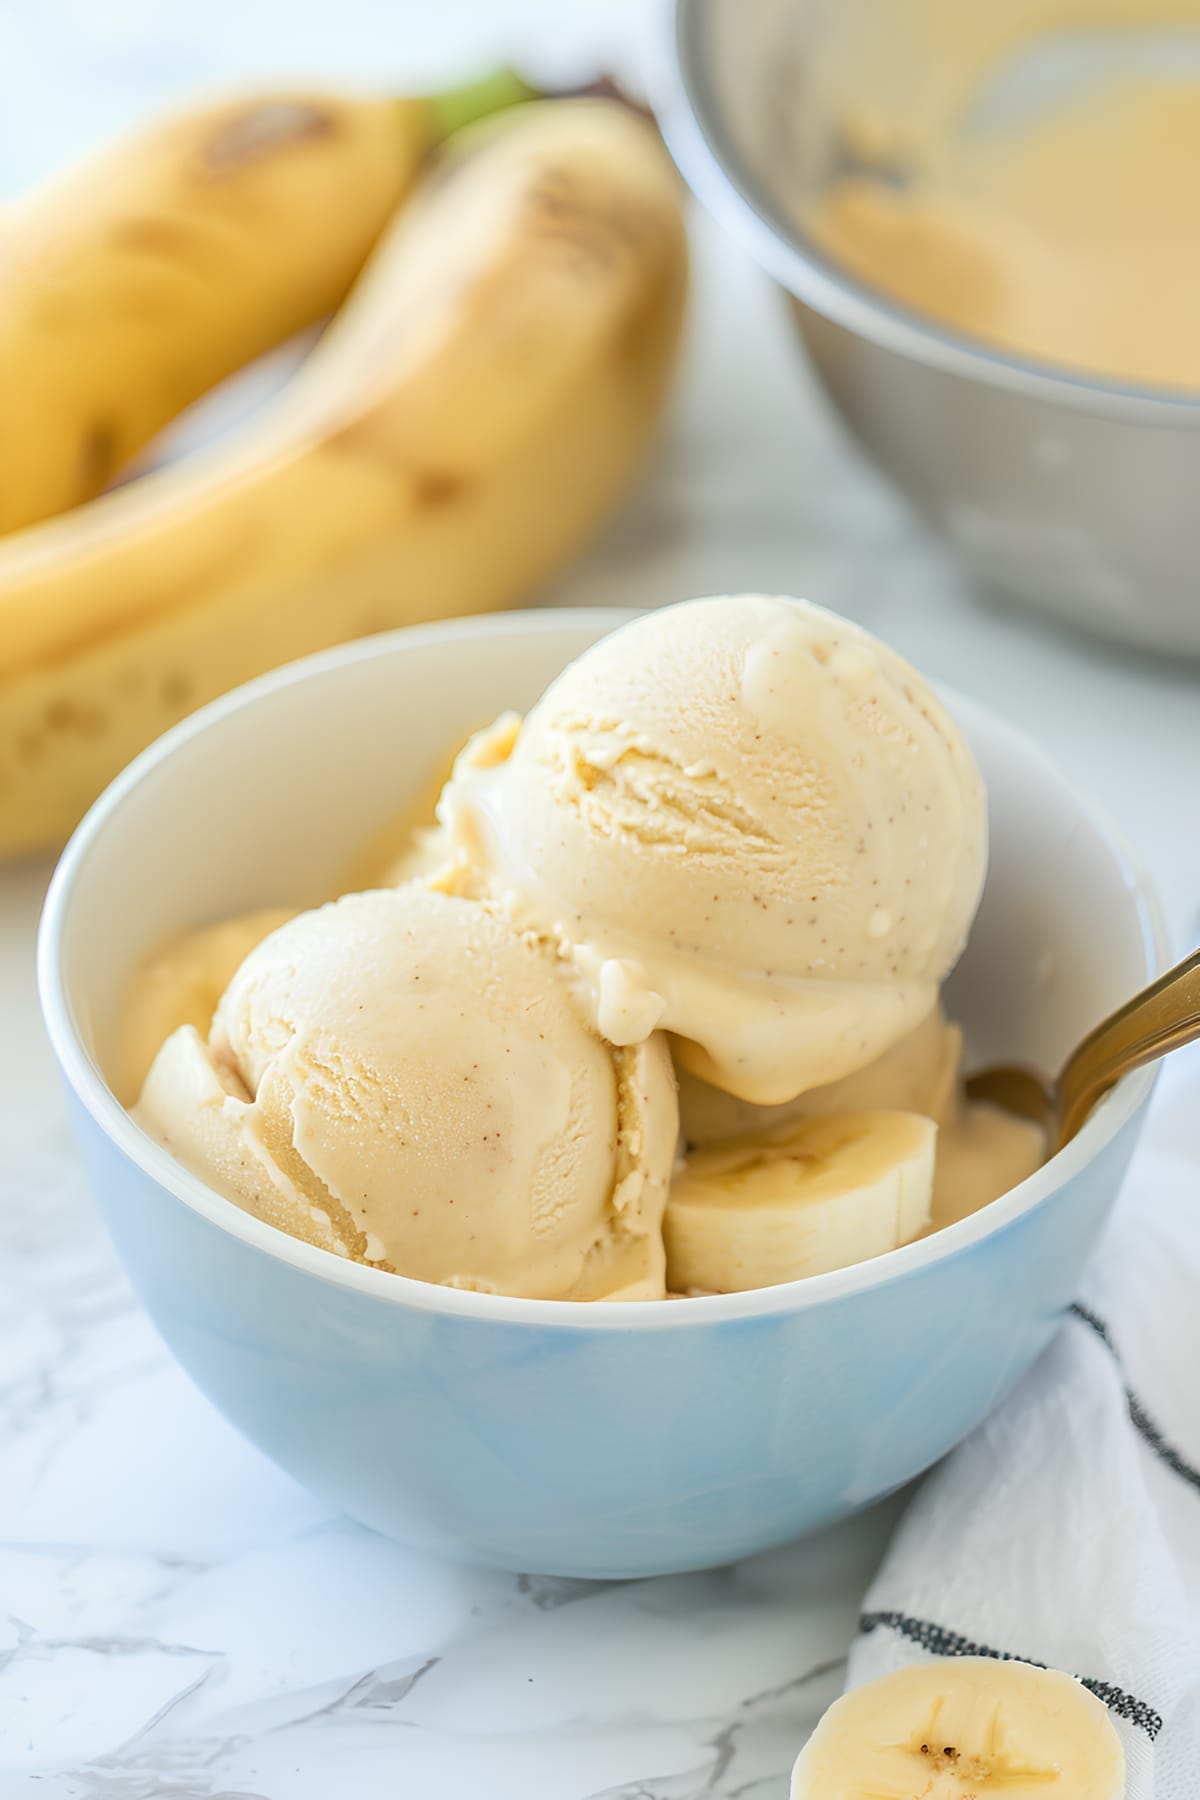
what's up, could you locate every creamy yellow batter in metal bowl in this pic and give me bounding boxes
[804,0,1200,389]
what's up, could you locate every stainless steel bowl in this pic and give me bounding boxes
[654,0,1200,654]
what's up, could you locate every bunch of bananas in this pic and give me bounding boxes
[0,77,688,855]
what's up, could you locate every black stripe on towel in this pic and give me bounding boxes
[859,1611,1163,1739]
[1070,1302,1200,1496]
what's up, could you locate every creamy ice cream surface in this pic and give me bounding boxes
[929,1101,1046,1233]
[676,1001,963,1149]
[442,596,988,1104]
[135,887,679,1300]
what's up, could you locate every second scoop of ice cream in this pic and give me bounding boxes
[444,595,987,1104]
[134,886,678,1300]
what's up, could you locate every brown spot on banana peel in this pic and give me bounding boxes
[323,422,468,508]
[624,244,688,368]
[530,173,646,244]
[113,217,196,254]
[112,215,226,274]
[200,101,337,177]
[530,219,621,276]
[79,423,119,497]
[413,471,465,508]
[524,180,664,280]
[44,697,106,738]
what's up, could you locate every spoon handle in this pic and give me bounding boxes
[1058,947,1200,1146]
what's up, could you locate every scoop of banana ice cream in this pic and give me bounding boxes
[442,595,987,1104]
[134,886,678,1300]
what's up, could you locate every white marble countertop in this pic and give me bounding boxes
[2,5,1199,1795]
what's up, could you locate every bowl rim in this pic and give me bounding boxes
[38,607,1168,1333]
[651,0,1200,422]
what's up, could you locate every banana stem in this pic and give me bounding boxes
[427,67,538,140]
[549,74,657,129]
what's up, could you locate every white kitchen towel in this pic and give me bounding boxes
[848,1046,1200,1799]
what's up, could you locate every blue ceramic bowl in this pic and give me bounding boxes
[38,611,1163,1577]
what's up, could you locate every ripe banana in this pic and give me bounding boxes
[664,1110,935,1292]
[0,71,532,534]
[0,99,687,857]
[791,1657,1125,1798]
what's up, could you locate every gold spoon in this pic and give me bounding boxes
[966,947,1200,1154]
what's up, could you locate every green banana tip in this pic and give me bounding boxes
[427,68,658,142]
[428,67,540,140]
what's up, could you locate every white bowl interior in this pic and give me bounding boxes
[53,610,1159,1108]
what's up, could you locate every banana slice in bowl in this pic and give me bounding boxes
[791,1657,1125,1798]
[664,1109,936,1294]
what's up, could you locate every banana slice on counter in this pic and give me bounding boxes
[791,1657,1125,1799]
[664,1110,935,1293]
